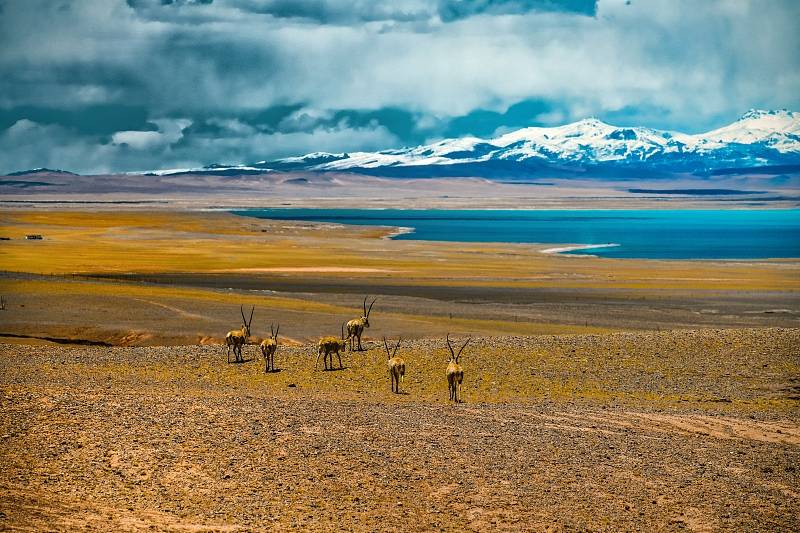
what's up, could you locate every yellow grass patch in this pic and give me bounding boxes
[1,209,799,291]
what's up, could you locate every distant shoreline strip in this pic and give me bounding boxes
[384,226,415,239]
[540,243,621,256]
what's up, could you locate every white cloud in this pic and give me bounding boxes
[111,130,163,150]
[111,118,192,150]
[0,116,398,174]
[4,0,796,121]
[0,0,798,172]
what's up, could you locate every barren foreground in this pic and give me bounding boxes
[1,328,798,531]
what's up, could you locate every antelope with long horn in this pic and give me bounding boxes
[384,336,405,394]
[446,333,470,403]
[260,323,279,373]
[316,322,347,371]
[225,305,254,363]
[346,296,376,351]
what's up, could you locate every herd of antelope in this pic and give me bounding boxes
[224,297,471,403]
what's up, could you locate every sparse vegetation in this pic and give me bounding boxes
[1,328,799,530]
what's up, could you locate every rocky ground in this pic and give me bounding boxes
[1,328,799,531]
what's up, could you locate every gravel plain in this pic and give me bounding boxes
[1,328,799,531]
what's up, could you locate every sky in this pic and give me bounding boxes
[0,0,798,174]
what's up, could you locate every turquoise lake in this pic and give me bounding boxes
[232,209,800,259]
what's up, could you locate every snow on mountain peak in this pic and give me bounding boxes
[165,109,799,176]
[739,108,794,121]
[692,109,799,152]
[303,110,799,172]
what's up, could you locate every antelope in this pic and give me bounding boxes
[384,336,405,394]
[225,305,254,363]
[446,333,470,403]
[260,323,279,373]
[346,296,376,351]
[316,322,347,371]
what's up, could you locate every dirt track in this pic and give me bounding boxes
[1,329,799,531]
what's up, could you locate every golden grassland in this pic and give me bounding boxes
[1,208,799,291]
[1,208,798,345]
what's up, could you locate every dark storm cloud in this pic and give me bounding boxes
[226,0,429,24]
[126,0,213,8]
[0,105,156,136]
[184,105,424,145]
[438,0,597,22]
[126,0,594,25]
[443,99,566,138]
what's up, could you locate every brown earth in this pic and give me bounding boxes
[1,328,799,531]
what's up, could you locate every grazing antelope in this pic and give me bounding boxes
[346,296,376,351]
[225,305,254,363]
[446,333,470,403]
[316,322,347,371]
[384,336,405,394]
[260,323,279,373]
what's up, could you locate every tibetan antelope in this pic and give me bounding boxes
[384,336,405,394]
[446,333,470,403]
[346,296,376,351]
[316,322,347,371]
[225,305,254,363]
[260,323,279,373]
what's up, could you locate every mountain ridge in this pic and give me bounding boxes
[187,109,800,179]
[6,110,800,179]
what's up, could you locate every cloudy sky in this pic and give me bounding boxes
[1,0,798,174]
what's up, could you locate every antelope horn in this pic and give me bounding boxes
[383,336,391,358]
[367,298,376,317]
[270,323,274,337]
[457,337,471,360]
[363,296,368,315]
[240,305,246,324]
[275,324,280,338]
[248,306,255,327]
[393,337,401,357]
[446,333,455,358]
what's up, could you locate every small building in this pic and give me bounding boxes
[25,234,43,240]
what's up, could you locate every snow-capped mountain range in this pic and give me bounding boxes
[151,109,800,178]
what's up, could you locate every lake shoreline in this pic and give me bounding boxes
[231,207,800,260]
